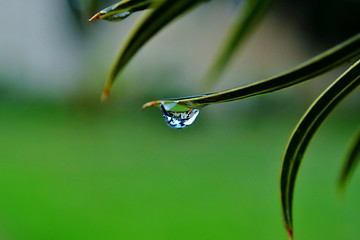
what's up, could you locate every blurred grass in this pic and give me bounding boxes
[0,102,359,240]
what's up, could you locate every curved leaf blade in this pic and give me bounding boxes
[338,127,360,193]
[280,59,360,238]
[142,33,360,110]
[203,0,274,87]
[101,0,206,101]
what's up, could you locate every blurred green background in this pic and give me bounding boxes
[0,1,359,239]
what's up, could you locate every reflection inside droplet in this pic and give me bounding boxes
[159,102,200,129]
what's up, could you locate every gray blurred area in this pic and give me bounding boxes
[1,0,358,105]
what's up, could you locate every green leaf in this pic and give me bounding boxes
[338,127,360,194]
[89,0,160,22]
[203,0,274,88]
[142,33,360,110]
[101,0,206,101]
[280,59,360,239]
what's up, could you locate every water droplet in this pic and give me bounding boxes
[96,1,153,22]
[109,11,132,21]
[159,102,200,129]
[99,9,132,21]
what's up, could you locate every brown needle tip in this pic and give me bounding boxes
[89,13,101,22]
[286,227,293,240]
[141,101,159,111]
[101,88,110,102]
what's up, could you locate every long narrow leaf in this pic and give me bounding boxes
[143,33,360,110]
[280,59,360,239]
[338,127,360,193]
[203,0,274,87]
[101,0,206,101]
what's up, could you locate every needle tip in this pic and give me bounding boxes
[89,13,101,22]
[286,227,293,240]
[101,88,110,102]
[141,101,159,111]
